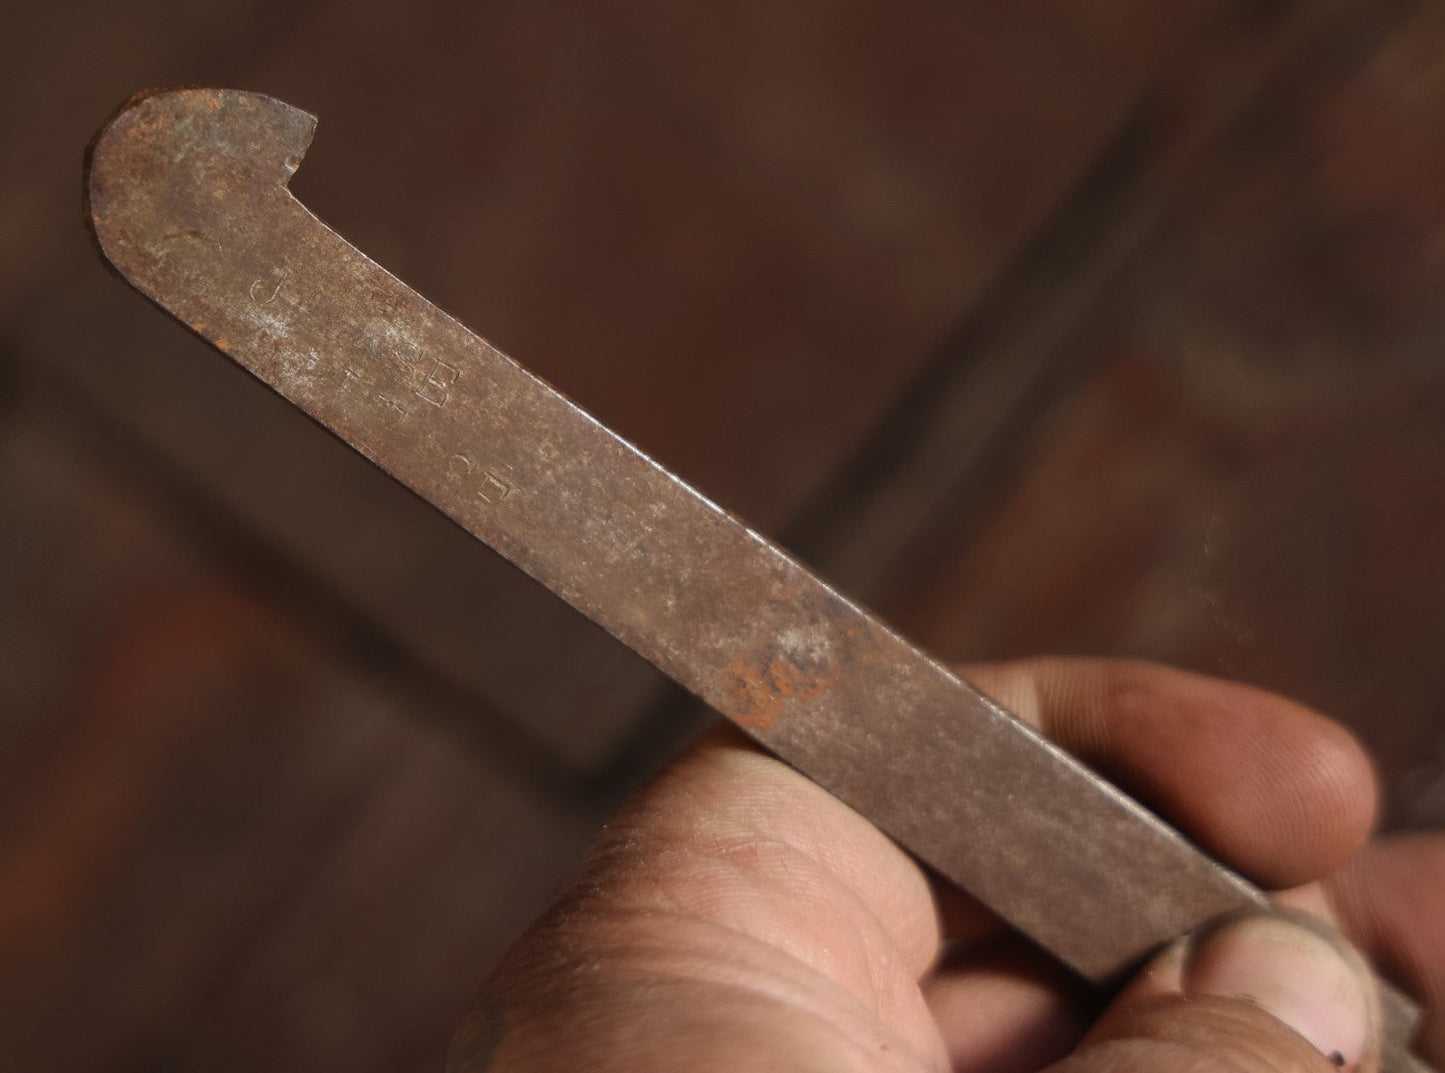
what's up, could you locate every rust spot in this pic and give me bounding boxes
[722,653,829,733]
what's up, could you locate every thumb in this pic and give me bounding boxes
[1053,909,1381,1073]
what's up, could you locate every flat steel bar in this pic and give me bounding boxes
[85,88,1428,1068]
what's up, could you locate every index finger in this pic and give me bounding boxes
[964,657,1379,890]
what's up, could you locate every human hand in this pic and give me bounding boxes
[449,658,1442,1072]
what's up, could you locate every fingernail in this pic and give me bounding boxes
[1184,910,1377,1069]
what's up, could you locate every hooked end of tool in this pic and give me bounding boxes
[85,88,317,297]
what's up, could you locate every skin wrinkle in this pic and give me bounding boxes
[1074,995,1344,1073]
[493,908,946,1072]
[497,987,927,1073]
[644,835,904,1003]
[924,936,1095,1073]
[697,835,914,992]
[714,747,934,908]
[1063,1037,1266,1073]
[627,735,943,972]
[554,768,946,1063]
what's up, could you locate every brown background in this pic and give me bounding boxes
[3,1,1444,1069]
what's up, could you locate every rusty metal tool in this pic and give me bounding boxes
[86,88,1430,1069]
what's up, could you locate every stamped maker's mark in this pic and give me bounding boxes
[478,471,512,503]
[415,358,459,408]
[447,454,515,505]
[249,269,288,305]
[376,394,409,416]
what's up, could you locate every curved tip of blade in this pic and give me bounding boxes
[85,88,318,281]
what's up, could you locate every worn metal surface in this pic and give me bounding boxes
[85,88,1428,1067]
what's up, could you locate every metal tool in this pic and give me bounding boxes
[86,88,1429,1069]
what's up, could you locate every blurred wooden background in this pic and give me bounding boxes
[3,0,1444,1069]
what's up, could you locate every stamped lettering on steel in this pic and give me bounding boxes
[414,357,459,407]
[478,471,513,503]
[376,394,409,416]
[445,454,516,504]
[248,269,287,305]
